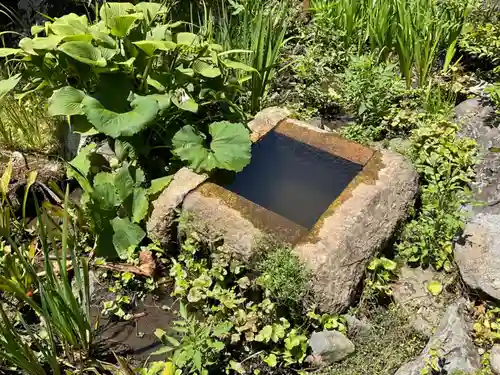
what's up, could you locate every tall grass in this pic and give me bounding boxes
[311,0,472,87]
[0,95,59,153]
[203,0,292,114]
[0,189,92,373]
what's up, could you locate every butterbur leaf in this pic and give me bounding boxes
[133,40,176,55]
[82,95,159,137]
[71,115,98,135]
[20,36,63,54]
[58,41,106,67]
[68,143,96,178]
[427,280,442,296]
[172,121,251,173]
[0,74,21,102]
[135,2,166,23]
[111,14,143,37]
[99,2,135,27]
[176,32,199,45]
[131,188,149,223]
[114,166,134,201]
[0,48,21,57]
[172,95,198,113]
[48,86,86,116]
[111,217,146,258]
[193,60,221,78]
[93,172,119,209]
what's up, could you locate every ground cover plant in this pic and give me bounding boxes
[0,0,499,374]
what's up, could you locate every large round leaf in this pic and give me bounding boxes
[0,74,21,102]
[193,60,221,78]
[111,217,146,258]
[135,2,167,23]
[99,2,135,25]
[48,86,86,116]
[58,41,107,67]
[82,95,159,138]
[19,36,63,55]
[172,121,251,172]
[133,40,176,56]
[111,14,143,37]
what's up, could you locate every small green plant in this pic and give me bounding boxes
[334,55,405,134]
[473,305,500,346]
[257,246,310,313]
[154,303,227,375]
[365,257,398,297]
[460,22,500,69]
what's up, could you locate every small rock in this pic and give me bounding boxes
[248,107,291,142]
[393,266,449,337]
[309,330,355,364]
[394,300,480,375]
[96,140,115,161]
[490,345,500,374]
[309,117,323,129]
[344,314,371,339]
[455,213,500,302]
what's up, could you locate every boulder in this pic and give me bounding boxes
[393,266,451,337]
[147,168,208,246]
[343,314,371,339]
[394,300,481,375]
[455,98,500,215]
[247,106,291,142]
[309,330,355,364]
[490,344,500,374]
[455,213,500,301]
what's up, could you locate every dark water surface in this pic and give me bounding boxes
[220,130,363,229]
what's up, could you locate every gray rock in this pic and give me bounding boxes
[309,330,355,364]
[394,300,480,375]
[248,106,291,142]
[455,98,500,215]
[147,168,208,246]
[455,213,500,301]
[309,117,323,129]
[344,314,371,339]
[490,345,500,374]
[393,266,450,337]
[96,141,115,161]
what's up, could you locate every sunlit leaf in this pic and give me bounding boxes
[148,175,173,196]
[0,48,21,57]
[172,121,251,172]
[48,86,86,116]
[82,95,159,137]
[111,14,143,37]
[427,280,442,296]
[67,143,96,179]
[176,32,199,46]
[131,188,148,223]
[193,60,221,78]
[133,40,176,56]
[58,41,107,67]
[111,217,146,258]
[0,74,21,102]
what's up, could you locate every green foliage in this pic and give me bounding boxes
[154,303,227,375]
[0,190,92,372]
[161,225,347,373]
[324,306,426,375]
[396,117,477,270]
[0,3,253,174]
[334,55,405,131]
[257,246,310,313]
[365,257,398,297]
[67,142,172,259]
[473,305,500,347]
[460,22,500,69]
[310,0,471,87]
[205,0,292,114]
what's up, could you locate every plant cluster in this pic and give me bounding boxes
[0,3,253,175]
[160,227,344,374]
[396,117,477,270]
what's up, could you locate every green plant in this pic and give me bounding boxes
[334,55,405,132]
[154,303,227,375]
[206,0,292,114]
[0,189,92,371]
[0,94,59,153]
[257,246,309,313]
[473,305,500,346]
[365,257,398,297]
[66,141,172,259]
[396,117,477,270]
[460,22,500,69]
[0,3,253,174]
